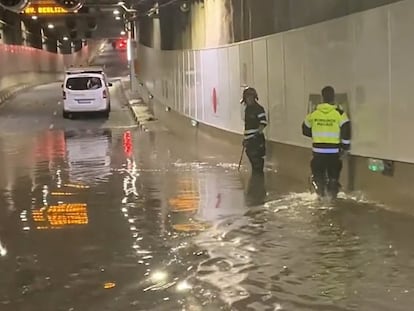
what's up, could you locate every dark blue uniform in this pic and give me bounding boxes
[244,102,267,173]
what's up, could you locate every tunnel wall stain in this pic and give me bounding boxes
[136,0,414,164]
[139,0,401,50]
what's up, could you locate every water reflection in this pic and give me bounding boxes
[122,158,139,203]
[0,129,120,233]
[113,129,254,309]
[31,204,89,230]
[0,130,96,231]
[22,183,90,231]
[169,175,206,233]
[118,131,153,268]
[1,124,414,310]
[65,129,112,184]
[245,172,266,207]
[0,238,6,257]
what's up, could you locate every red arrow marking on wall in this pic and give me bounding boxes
[212,88,217,113]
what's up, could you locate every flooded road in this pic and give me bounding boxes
[0,46,414,311]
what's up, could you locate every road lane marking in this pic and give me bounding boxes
[53,111,57,116]
[112,125,139,129]
[49,124,54,129]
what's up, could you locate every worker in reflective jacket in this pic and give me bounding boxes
[241,87,268,174]
[302,86,351,197]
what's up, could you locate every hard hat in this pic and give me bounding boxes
[241,87,258,103]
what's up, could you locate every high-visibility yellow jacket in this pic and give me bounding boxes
[302,103,351,154]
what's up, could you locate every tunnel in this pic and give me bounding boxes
[0,1,414,310]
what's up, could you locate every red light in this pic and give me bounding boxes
[33,130,66,162]
[123,131,132,157]
[116,39,127,49]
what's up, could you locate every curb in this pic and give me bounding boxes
[0,78,58,107]
[0,84,31,106]
[128,103,140,125]
[128,99,155,127]
[117,78,142,126]
[117,78,157,128]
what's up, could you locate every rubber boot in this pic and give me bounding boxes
[327,179,340,199]
[311,176,326,197]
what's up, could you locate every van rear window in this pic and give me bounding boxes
[66,77,102,90]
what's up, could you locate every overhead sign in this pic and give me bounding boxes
[23,0,69,15]
[24,6,68,14]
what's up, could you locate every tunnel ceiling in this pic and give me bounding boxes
[0,0,191,42]
[34,0,188,40]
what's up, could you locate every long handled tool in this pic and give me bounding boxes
[238,146,245,171]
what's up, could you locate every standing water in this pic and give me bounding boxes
[0,126,413,311]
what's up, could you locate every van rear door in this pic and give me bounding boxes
[65,76,104,106]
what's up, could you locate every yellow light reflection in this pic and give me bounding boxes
[51,192,76,196]
[104,282,116,289]
[168,179,200,212]
[169,194,200,212]
[31,203,88,229]
[64,183,90,189]
[172,223,209,232]
[168,178,209,233]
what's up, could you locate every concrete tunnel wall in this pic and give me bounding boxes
[137,0,413,163]
[0,40,103,101]
[136,0,414,210]
[139,0,401,49]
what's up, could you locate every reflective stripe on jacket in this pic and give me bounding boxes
[302,103,351,154]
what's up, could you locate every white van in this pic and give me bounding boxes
[62,67,112,118]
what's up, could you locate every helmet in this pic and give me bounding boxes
[241,87,258,103]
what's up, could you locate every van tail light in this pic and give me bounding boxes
[103,89,107,98]
[63,91,66,99]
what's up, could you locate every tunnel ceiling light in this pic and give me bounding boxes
[120,30,126,35]
[117,1,125,5]
[113,9,120,15]
[47,23,54,29]
[63,36,69,41]
[32,16,38,20]
[115,16,121,20]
